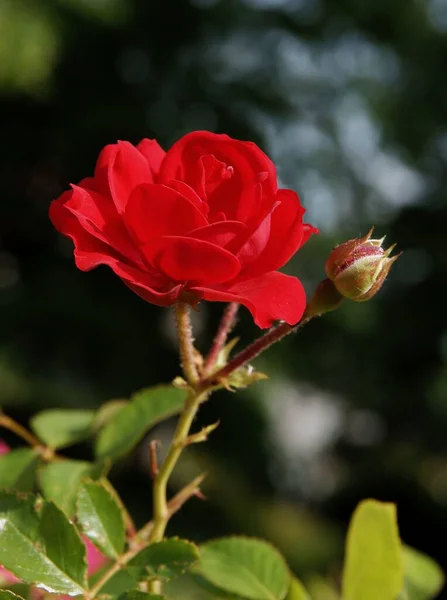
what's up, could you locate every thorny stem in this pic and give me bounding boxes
[149,389,208,545]
[132,473,205,548]
[202,302,239,375]
[92,307,314,597]
[200,318,309,389]
[174,303,199,385]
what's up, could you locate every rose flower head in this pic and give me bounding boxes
[325,227,400,302]
[50,131,317,328]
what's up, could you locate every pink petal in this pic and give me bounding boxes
[85,539,108,576]
[0,440,9,455]
[191,271,306,328]
[0,566,20,585]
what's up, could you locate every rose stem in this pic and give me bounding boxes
[146,309,313,594]
[200,317,311,388]
[148,304,208,593]
[87,475,205,599]
[0,414,42,448]
[174,302,199,385]
[202,302,240,375]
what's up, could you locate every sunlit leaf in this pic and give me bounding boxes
[286,576,312,600]
[402,545,444,600]
[198,536,290,600]
[127,538,199,581]
[342,499,403,600]
[0,491,87,594]
[77,479,125,559]
[306,575,340,600]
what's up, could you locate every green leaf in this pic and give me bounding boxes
[77,479,125,559]
[99,569,139,596]
[0,448,39,491]
[342,499,403,600]
[402,545,444,599]
[117,592,168,600]
[30,409,95,449]
[95,385,188,460]
[190,574,244,598]
[0,592,26,600]
[198,536,291,600]
[127,538,199,581]
[0,491,87,594]
[286,577,312,600]
[39,459,102,516]
[306,576,339,600]
[93,399,129,432]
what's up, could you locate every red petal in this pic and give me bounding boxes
[187,220,246,248]
[50,199,162,286]
[190,271,306,328]
[137,138,166,179]
[234,202,276,267]
[159,131,278,208]
[154,236,241,284]
[167,180,205,210]
[51,198,129,270]
[242,189,318,277]
[94,141,153,213]
[125,184,208,248]
[124,281,183,307]
[64,185,143,266]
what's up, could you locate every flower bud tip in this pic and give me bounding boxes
[325,227,400,302]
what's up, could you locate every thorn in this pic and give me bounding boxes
[193,489,207,501]
[182,421,220,446]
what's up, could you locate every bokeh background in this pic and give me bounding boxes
[1,0,447,597]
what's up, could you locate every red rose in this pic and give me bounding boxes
[50,131,317,328]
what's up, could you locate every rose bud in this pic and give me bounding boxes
[325,227,400,301]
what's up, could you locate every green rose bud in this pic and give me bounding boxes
[325,227,400,301]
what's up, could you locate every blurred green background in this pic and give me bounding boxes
[1,0,447,596]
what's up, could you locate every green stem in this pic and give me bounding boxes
[149,389,208,544]
[88,475,205,599]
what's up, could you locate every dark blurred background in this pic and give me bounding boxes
[1,0,447,597]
